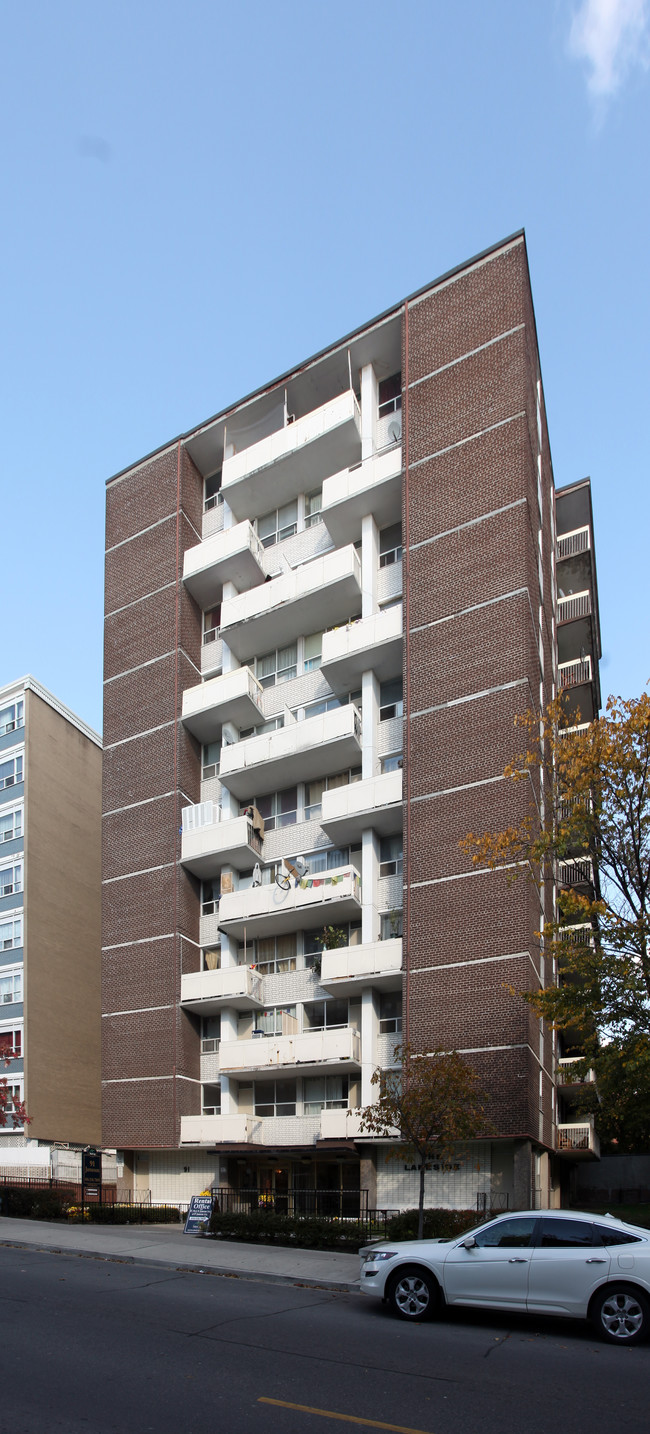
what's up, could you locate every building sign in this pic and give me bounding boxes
[184,1194,213,1235]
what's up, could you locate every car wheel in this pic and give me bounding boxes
[591,1285,649,1345]
[386,1265,439,1322]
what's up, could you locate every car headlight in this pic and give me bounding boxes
[363,1251,397,1262]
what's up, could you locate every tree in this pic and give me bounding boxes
[359,1045,489,1238]
[1,1045,28,1130]
[461,690,650,1148]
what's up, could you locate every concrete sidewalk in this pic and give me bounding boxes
[0,1216,361,1291]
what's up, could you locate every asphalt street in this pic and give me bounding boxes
[0,1245,648,1434]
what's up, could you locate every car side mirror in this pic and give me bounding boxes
[461,1235,476,1249]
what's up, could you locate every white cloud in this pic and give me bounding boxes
[569,0,650,95]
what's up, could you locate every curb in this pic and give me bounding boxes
[0,1238,359,1293]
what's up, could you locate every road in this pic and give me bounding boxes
[0,1245,648,1434]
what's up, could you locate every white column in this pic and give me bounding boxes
[361,670,379,781]
[360,364,378,462]
[218,1007,238,1115]
[361,513,379,619]
[361,829,380,944]
[361,986,379,1106]
[221,582,240,674]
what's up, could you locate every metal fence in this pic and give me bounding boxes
[0,1174,118,1203]
[476,1192,510,1215]
[211,1186,369,1219]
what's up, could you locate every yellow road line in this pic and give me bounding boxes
[258,1397,435,1433]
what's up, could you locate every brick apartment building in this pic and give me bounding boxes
[102,231,601,1211]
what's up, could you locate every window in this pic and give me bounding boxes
[380,910,403,940]
[239,716,284,740]
[594,1224,642,1247]
[2,1084,21,1118]
[538,1218,594,1248]
[1,807,23,843]
[303,923,361,961]
[379,991,402,1034]
[202,1083,221,1114]
[379,523,403,569]
[380,836,403,878]
[305,489,323,529]
[238,863,275,892]
[202,742,221,780]
[378,373,402,417]
[0,701,24,738]
[249,934,297,976]
[256,643,297,689]
[204,470,222,511]
[0,755,23,791]
[380,679,403,721]
[294,694,341,723]
[0,1029,21,1058]
[0,862,23,898]
[256,1007,297,1037]
[0,917,23,951]
[381,753,403,774]
[246,787,297,833]
[201,1016,221,1053]
[0,968,22,1005]
[303,631,323,673]
[303,998,349,1031]
[203,606,221,645]
[304,1075,348,1114]
[307,845,350,874]
[257,500,298,548]
[254,1079,296,1117]
[304,769,361,820]
[201,878,220,916]
[475,1217,537,1249]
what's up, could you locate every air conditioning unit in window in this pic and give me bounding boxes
[387,417,402,443]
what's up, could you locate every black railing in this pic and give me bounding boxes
[476,1192,510,1215]
[212,1186,371,1220]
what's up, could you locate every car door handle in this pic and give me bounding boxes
[508,1257,527,1263]
[585,1258,607,1264]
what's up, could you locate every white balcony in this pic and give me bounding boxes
[557,590,592,625]
[557,1057,597,1095]
[183,522,265,607]
[319,938,402,996]
[219,704,362,802]
[321,605,403,694]
[180,1114,256,1145]
[221,390,362,521]
[318,1108,399,1141]
[182,667,264,744]
[321,446,402,546]
[180,966,264,1013]
[321,769,402,845]
[220,545,362,664]
[218,866,362,940]
[219,1025,362,1077]
[181,812,263,877]
[557,526,591,562]
[559,655,593,688]
[556,1117,600,1160]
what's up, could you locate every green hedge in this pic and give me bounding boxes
[384,1208,478,1241]
[208,1209,376,1250]
[76,1204,181,1224]
[0,1187,71,1221]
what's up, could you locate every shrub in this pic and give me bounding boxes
[208,1209,375,1250]
[78,1204,182,1224]
[0,1187,71,1221]
[385,1208,478,1242]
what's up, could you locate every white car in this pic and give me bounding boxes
[359,1209,650,1344]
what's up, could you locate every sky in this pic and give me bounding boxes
[1,0,648,735]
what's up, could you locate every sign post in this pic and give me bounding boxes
[81,1148,102,1217]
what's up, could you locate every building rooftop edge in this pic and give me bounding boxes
[105,228,526,488]
[0,675,102,749]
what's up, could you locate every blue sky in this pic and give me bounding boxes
[1,1,648,734]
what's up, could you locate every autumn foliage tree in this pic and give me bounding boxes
[1,1045,28,1130]
[359,1046,489,1238]
[461,690,650,1150]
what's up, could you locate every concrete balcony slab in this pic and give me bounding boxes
[321,769,402,845]
[183,521,265,607]
[220,704,362,802]
[321,606,402,694]
[180,965,264,1013]
[181,814,264,877]
[220,546,362,664]
[219,1025,361,1077]
[218,866,361,941]
[321,446,402,546]
[221,390,362,521]
[319,938,402,996]
[182,667,264,744]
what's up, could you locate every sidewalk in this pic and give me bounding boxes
[0,1216,361,1291]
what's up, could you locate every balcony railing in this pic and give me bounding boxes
[319,938,402,995]
[559,656,593,688]
[182,667,264,744]
[557,1057,596,1088]
[181,1114,255,1145]
[219,704,362,801]
[557,591,592,624]
[219,545,362,663]
[181,811,263,877]
[219,1025,362,1076]
[218,865,362,940]
[321,605,403,693]
[557,526,590,561]
[321,768,402,845]
[557,1117,600,1158]
[221,390,362,521]
[557,858,593,889]
[183,521,265,606]
[181,965,264,1011]
[319,1108,399,1141]
[321,446,402,546]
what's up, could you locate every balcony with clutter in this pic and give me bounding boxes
[556,1116,600,1159]
[219,545,362,663]
[181,805,264,877]
[218,864,362,940]
[219,1024,362,1078]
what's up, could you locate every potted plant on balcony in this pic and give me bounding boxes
[309,925,347,979]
